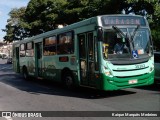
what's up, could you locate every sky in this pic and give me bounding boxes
[0,0,30,41]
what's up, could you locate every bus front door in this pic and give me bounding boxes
[35,42,42,77]
[79,32,96,87]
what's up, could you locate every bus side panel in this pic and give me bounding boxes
[27,57,35,76]
[42,56,60,81]
[42,55,78,84]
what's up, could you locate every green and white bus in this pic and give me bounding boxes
[12,14,154,90]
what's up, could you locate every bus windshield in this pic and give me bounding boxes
[102,27,151,60]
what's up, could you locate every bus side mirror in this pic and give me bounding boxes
[97,27,103,41]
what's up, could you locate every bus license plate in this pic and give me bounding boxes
[129,79,138,84]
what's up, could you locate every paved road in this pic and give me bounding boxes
[0,59,159,120]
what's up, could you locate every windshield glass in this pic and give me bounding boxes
[103,28,151,60]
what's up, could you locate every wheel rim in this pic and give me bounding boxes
[65,76,73,87]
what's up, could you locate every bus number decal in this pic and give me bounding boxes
[135,64,145,69]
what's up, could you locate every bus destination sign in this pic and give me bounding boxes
[101,16,146,26]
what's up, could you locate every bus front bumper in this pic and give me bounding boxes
[99,71,154,91]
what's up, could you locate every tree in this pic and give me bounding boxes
[150,1,160,50]
[80,0,127,19]
[61,0,89,23]
[2,7,26,42]
[125,0,160,50]
[24,0,68,36]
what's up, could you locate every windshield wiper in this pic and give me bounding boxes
[112,26,126,38]
[112,25,133,46]
[112,26,134,54]
[131,25,140,42]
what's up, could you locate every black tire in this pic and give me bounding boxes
[23,67,29,80]
[63,72,74,89]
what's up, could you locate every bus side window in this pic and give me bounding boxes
[43,36,57,56]
[26,42,34,57]
[20,44,26,57]
[57,31,74,54]
[79,35,86,58]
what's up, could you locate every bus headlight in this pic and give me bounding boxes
[150,67,153,72]
[103,66,113,77]
[149,63,154,72]
[105,71,112,76]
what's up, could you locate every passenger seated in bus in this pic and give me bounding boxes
[113,38,128,54]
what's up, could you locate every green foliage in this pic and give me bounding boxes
[24,0,68,36]
[2,7,26,42]
[62,0,89,23]
[151,1,160,51]
[152,29,160,50]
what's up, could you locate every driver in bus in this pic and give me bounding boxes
[113,37,128,54]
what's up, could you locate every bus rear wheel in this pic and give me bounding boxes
[63,72,74,89]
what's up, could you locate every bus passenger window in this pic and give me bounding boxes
[20,44,26,57]
[57,31,74,55]
[26,42,34,57]
[43,36,57,56]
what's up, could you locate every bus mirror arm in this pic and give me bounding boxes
[97,27,103,41]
